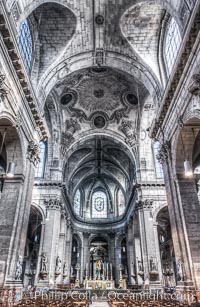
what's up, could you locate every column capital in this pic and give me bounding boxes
[26,140,40,166]
[135,199,153,210]
[44,198,63,211]
[156,140,171,165]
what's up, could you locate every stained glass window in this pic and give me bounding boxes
[164,17,181,75]
[92,191,107,218]
[153,142,164,179]
[18,19,33,72]
[118,189,125,216]
[73,189,81,215]
[35,142,46,178]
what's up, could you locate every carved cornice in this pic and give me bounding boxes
[44,198,63,211]
[34,181,63,187]
[0,13,48,140]
[150,6,200,139]
[156,141,171,165]
[26,140,40,166]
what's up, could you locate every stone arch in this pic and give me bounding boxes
[88,234,109,247]
[38,53,161,110]
[153,203,168,224]
[63,131,137,171]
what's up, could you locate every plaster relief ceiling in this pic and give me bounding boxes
[121,2,165,78]
[55,67,148,120]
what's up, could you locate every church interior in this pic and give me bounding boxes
[0,0,200,306]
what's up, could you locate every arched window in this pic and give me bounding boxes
[118,189,125,216]
[92,191,107,219]
[153,142,164,179]
[73,189,81,215]
[18,19,33,72]
[35,142,46,178]
[164,17,181,75]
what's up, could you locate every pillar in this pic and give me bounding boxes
[157,141,195,288]
[1,140,40,287]
[38,198,62,286]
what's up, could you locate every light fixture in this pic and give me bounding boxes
[45,211,49,221]
[7,161,15,177]
[6,140,16,177]
[149,210,153,221]
[180,128,193,177]
[122,246,126,253]
[184,159,193,177]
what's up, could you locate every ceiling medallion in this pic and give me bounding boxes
[93,115,106,129]
[60,93,73,105]
[95,15,104,25]
[126,93,138,106]
[93,88,104,98]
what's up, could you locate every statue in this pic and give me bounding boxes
[96,259,103,279]
[63,262,68,277]
[177,259,184,282]
[41,252,48,272]
[55,256,62,275]
[15,256,23,280]
[150,256,158,272]
[138,260,143,273]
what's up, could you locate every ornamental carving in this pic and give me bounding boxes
[40,252,48,280]
[26,140,40,166]
[135,199,153,210]
[55,256,62,276]
[0,73,9,101]
[44,199,63,211]
[61,118,81,150]
[119,119,138,147]
[188,73,200,96]
[15,256,23,281]
[156,141,171,165]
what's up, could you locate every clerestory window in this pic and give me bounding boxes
[164,17,181,75]
[18,19,33,72]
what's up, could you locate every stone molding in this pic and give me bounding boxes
[150,6,200,139]
[0,12,48,140]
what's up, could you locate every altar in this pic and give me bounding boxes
[85,279,115,290]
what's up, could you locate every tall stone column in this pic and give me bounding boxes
[157,141,195,288]
[64,221,72,284]
[175,176,200,288]
[127,219,136,285]
[153,222,163,284]
[38,199,63,286]
[136,197,161,288]
[1,140,40,287]
[108,233,116,282]
[82,232,90,280]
